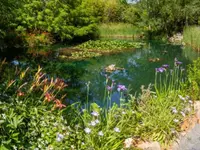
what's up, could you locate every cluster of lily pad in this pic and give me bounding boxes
[76,40,144,51]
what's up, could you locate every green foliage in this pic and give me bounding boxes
[98,23,144,39]
[70,51,102,60]
[58,40,144,60]
[24,32,55,48]
[137,0,200,35]
[76,40,143,51]
[0,63,68,149]
[121,6,141,25]
[15,0,98,41]
[84,0,128,23]
[0,0,24,49]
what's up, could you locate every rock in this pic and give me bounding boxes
[104,64,124,72]
[137,141,161,150]
[124,138,134,148]
[194,101,200,123]
[168,33,183,44]
[194,101,200,112]
[172,124,200,150]
[171,101,200,150]
[11,60,19,66]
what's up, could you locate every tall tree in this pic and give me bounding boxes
[136,0,200,35]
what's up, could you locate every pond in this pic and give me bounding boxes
[64,41,199,105]
[1,40,200,106]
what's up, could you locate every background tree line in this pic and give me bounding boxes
[1,0,200,49]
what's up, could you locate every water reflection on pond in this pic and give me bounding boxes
[67,41,200,105]
[1,41,200,105]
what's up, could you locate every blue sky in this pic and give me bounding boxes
[127,0,137,4]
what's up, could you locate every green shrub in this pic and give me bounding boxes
[24,31,55,48]
[15,0,98,41]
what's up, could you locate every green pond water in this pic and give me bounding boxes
[2,41,200,105]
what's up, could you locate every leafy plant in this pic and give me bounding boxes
[76,40,144,51]
[0,63,68,149]
[70,50,102,59]
[24,31,55,48]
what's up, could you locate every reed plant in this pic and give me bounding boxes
[98,23,143,39]
[183,26,200,51]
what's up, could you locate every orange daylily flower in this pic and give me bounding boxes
[54,99,66,109]
[44,92,54,102]
[17,91,25,97]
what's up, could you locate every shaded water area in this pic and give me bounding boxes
[1,41,200,105]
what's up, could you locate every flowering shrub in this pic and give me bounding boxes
[25,31,55,48]
[0,62,68,149]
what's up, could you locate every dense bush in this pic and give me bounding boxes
[24,32,55,48]
[15,0,98,42]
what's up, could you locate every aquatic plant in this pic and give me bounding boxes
[155,58,184,95]
[75,40,144,52]
[70,50,102,59]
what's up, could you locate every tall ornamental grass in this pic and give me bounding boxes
[183,26,200,51]
[98,23,143,39]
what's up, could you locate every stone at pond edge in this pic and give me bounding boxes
[171,124,200,150]
[171,101,200,150]
[137,141,161,150]
[194,101,200,124]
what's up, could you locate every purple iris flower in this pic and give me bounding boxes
[117,85,127,92]
[162,64,169,69]
[155,67,165,73]
[175,61,182,65]
[174,58,182,66]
